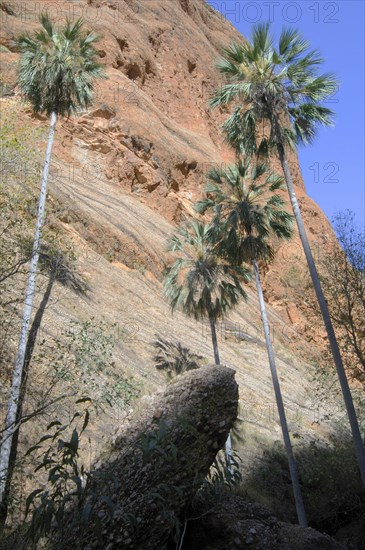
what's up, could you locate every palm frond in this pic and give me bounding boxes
[289,104,335,144]
[16,15,106,116]
[210,22,338,157]
[252,22,272,55]
[197,160,294,264]
[194,198,215,214]
[64,17,84,41]
[222,107,258,157]
[281,32,310,63]
[163,221,250,322]
[279,27,299,56]
[219,42,246,65]
[209,82,252,108]
[39,13,53,38]
[266,172,285,190]
[297,73,338,102]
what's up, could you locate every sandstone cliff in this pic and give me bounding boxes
[0,0,347,507]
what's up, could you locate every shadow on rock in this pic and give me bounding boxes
[53,364,239,549]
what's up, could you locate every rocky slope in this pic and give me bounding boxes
[0,0,349,512]
[186,493,346,550]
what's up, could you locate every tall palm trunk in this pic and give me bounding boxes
[253,260,307,528]
[274,117,365,487]
[208,306,220,365]
[208,304,233,472]
[0,274,56,526]
[0,111,57,513]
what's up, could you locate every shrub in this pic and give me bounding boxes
[153,337,204,380]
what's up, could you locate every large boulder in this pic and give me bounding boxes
[58,364,238,549]
[184,493,347,550]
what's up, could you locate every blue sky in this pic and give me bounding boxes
[207,0,365,230]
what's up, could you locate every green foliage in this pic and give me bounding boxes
[0,103,88,369]
[0,103,44,288]
[152,337,204,380]
[0,104,86,295]
[310,355,365,438]
[36,318,141,411]
[0,317,141,534]
[318,211,365,379]
[195,160,293,265]
[164,220,251,322]
[17,400,120,549]
[0,101,45,168]
[211,22,338,156]
[237,437,365,534]
[199,450,242,500]
[239,353,365,533]
[17,15,106,116]
[0,103,47,373]
[334,211,365,274]
[23,401,93,546]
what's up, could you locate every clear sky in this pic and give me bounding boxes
[207,0,365,230]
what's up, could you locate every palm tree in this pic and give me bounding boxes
[164,220,251,365]
[196,161,307,527]
[0,15,105,515]
[164,220,250,471]
[210,22,365,486]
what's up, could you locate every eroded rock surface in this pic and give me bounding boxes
[59,364,238,549]
[0,0,339,345]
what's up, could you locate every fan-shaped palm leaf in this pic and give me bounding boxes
[196,161,293,264]
[17,14,105,116]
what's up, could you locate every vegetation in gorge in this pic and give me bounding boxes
[319,211,365,381]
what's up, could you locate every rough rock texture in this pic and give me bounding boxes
[58,365,238,549]
[184,493,346,550]
[0,0,338,345]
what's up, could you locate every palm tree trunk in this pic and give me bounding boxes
[0,111,57,517]
[208,307,220,366]
[224,432,233,476]
[207,305,233,471]
[253,260,307,528]
[275,128,365,488]
[0,274,56,526]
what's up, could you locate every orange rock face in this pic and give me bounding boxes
[0,0,338,349]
